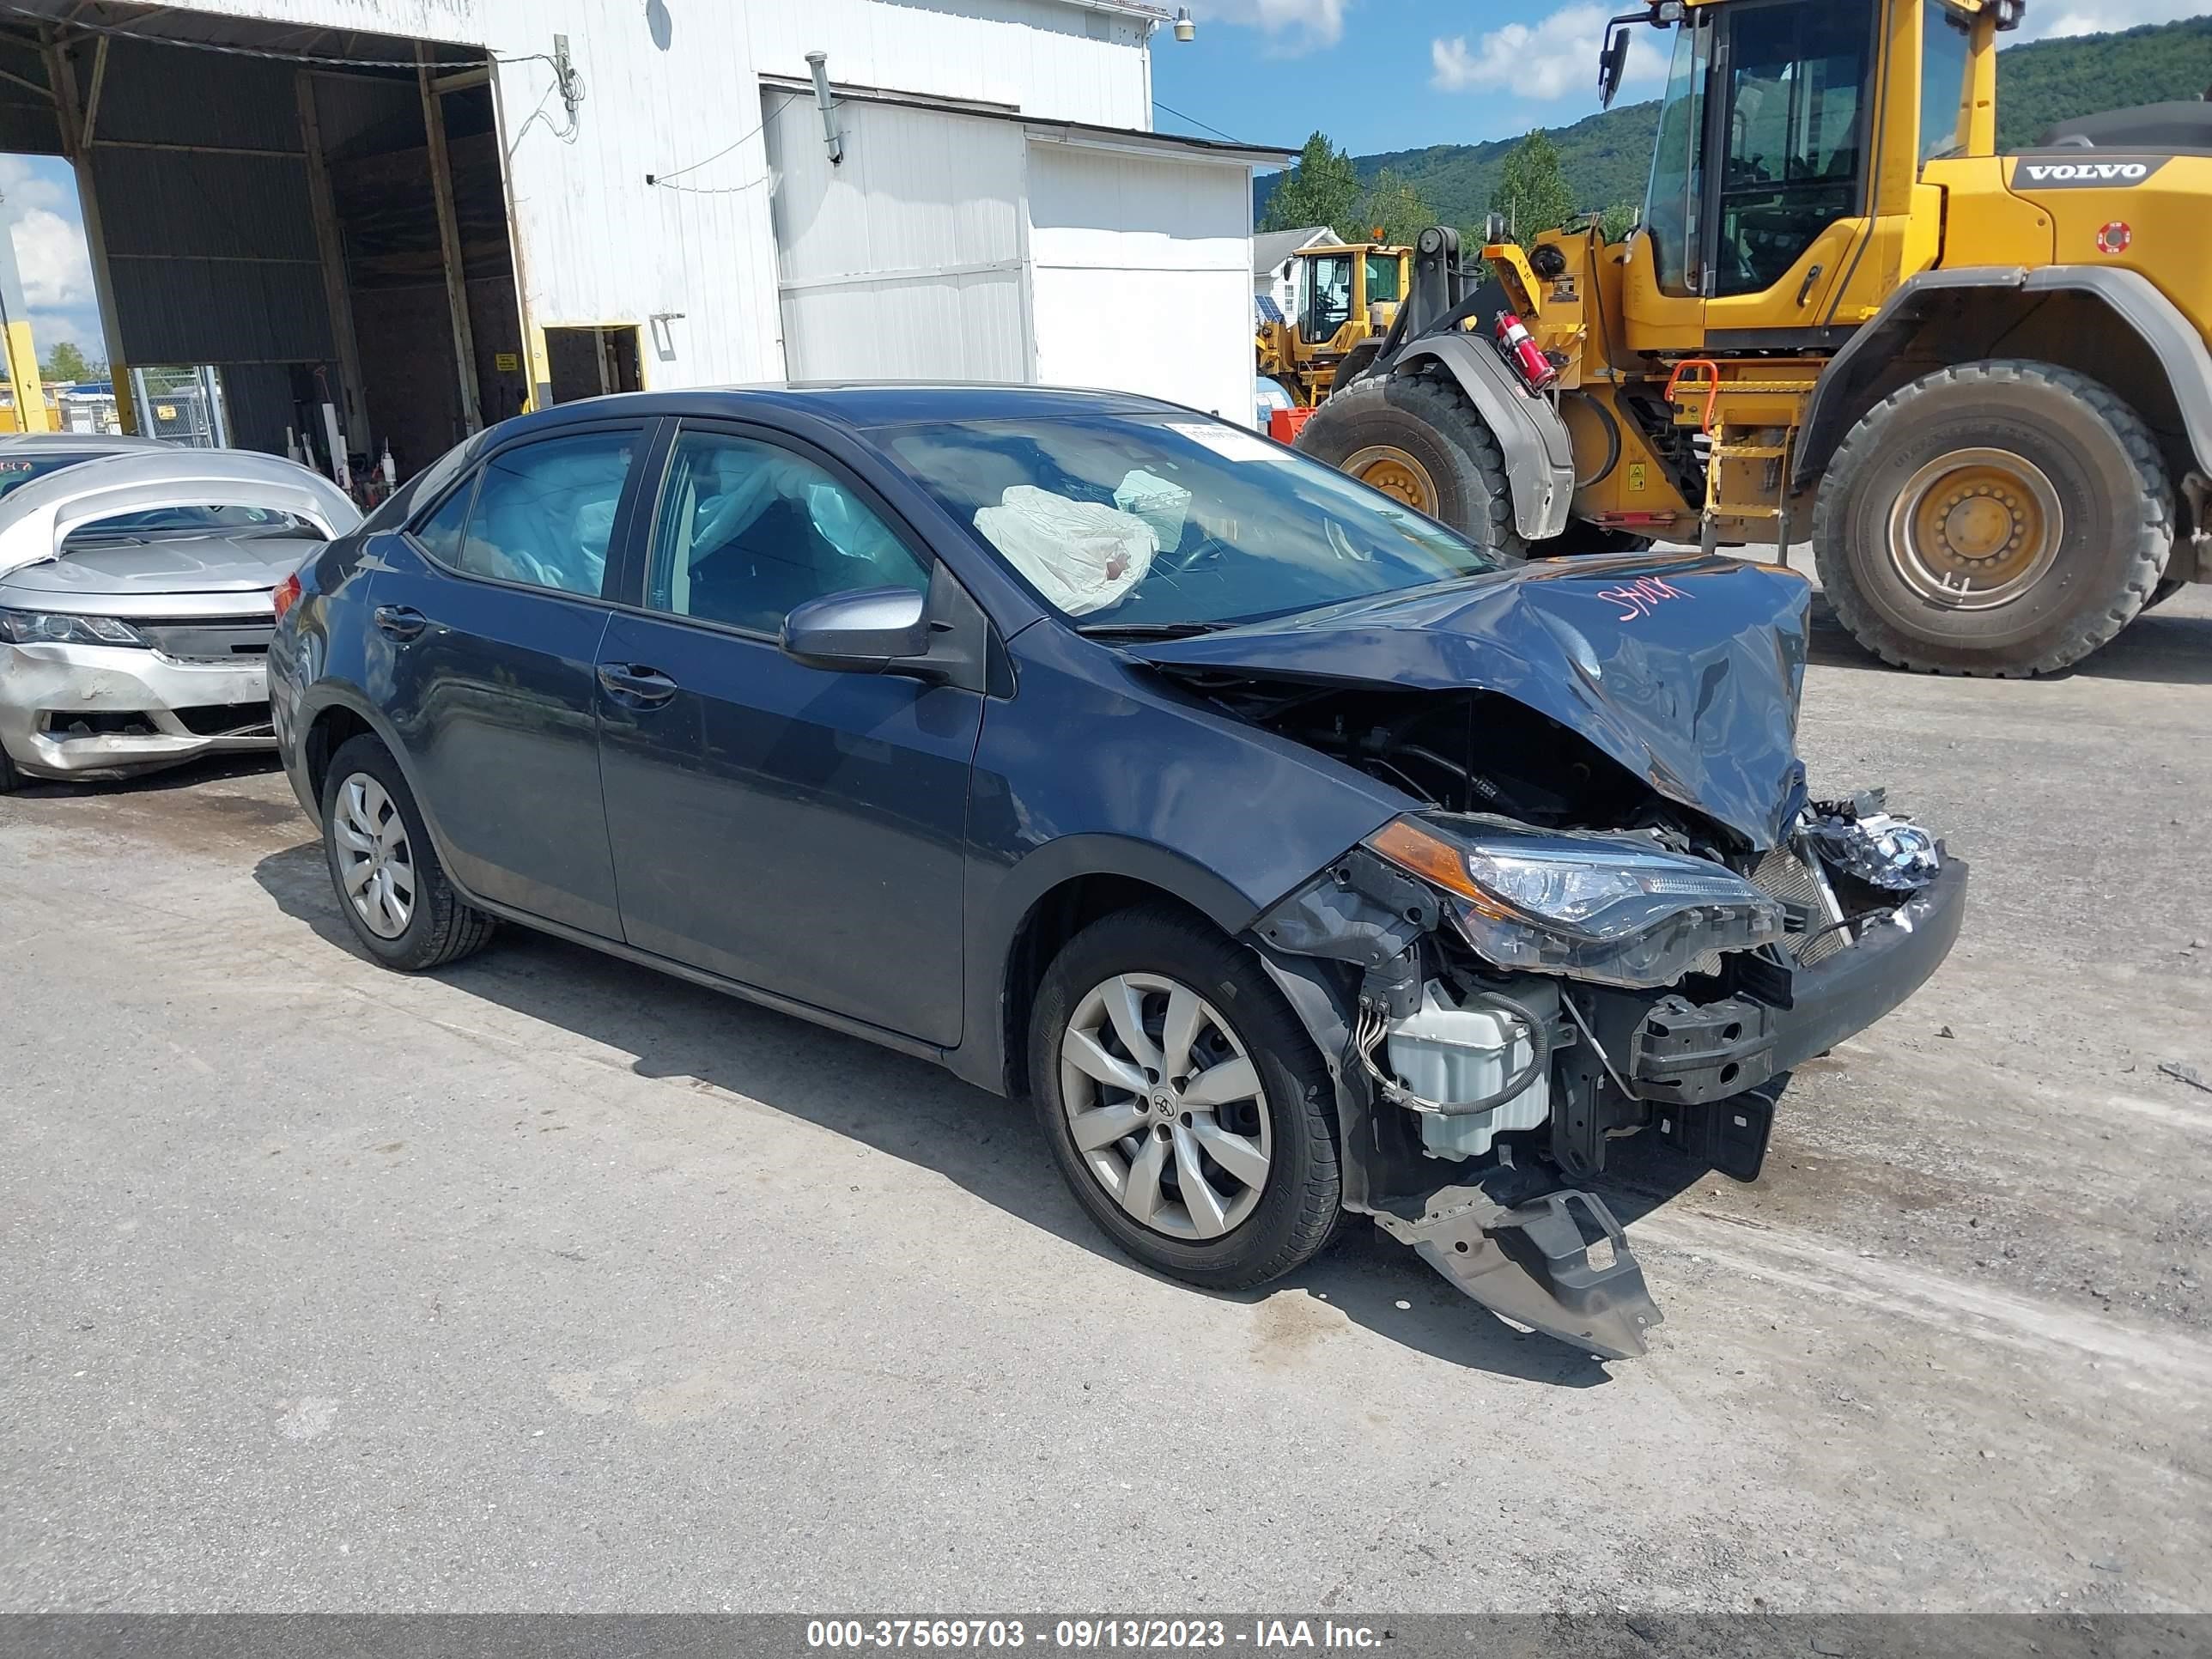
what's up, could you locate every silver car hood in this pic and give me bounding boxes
[0,533,326,616]
[0,448,360,580]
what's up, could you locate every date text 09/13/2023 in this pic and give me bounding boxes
[804,1619,1385,1650]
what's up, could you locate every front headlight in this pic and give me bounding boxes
[1366,816,1784,989]
[0,608,148,647]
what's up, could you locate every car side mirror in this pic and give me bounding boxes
[781,586,930,673]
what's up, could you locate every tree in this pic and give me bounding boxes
[1488,130,1578,246]
[1261,131,1360,238]
[40,340,94,383]
[1348,170,1437,248]
[1598,201,1639,243]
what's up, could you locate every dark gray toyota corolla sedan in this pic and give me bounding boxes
[270,385,1966,1357]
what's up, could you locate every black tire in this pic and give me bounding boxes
[1028,903,1341,1291]
[1534,524,1655,557]
[0,744,21,793]
[1328,339,1383,397]
[1812,361,2172,676]
[1296,368,1527,560]
[319,733,495,971]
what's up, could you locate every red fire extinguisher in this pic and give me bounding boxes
[1494,312,1559,392]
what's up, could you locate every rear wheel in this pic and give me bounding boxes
[1295,368,1527,560]
[1813,361,2172,676]
[1029,904,1340,1291]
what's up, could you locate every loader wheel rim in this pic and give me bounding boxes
[1343,446,1438,514]
[1887,448,2063,611]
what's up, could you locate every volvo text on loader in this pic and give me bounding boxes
[1296,0,2212,675]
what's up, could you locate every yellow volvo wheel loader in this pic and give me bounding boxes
[1296,0,2212,675]
[1257,240,1413,408]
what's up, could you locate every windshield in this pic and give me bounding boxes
[883,413,1498,631]
[62,504,313,544]
[0,453,114,499]
[1644,17,1711,297]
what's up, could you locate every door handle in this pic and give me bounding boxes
[597,662,679,706]
[373,604,427,641]
[1795,263,1826,308]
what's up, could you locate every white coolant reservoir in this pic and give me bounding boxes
[1384,980,1557,1161]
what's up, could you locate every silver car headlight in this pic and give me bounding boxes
[1365,816,1785,990]
[0,608,148,648]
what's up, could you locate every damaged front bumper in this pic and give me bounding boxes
[0,641,273,781]
[1624,860,1969,1106]
[1251,821,1969,1362]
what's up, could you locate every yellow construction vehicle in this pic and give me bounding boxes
[1297,0,2212,675]
[1257,240,1413,407]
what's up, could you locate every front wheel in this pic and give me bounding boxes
[320,733,495,971]
[1029,905,1340,1291]
[1813,361,2172,676]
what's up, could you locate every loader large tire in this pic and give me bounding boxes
[1295,369,1526,560]
[1813,361,2172,677]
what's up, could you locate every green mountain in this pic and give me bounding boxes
[1255,14,2212,231]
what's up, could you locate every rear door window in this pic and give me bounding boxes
[414,429,639,599]
[410,473,477,568]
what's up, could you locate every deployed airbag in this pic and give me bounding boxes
[973,486,1156,617]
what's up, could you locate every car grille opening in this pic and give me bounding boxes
[173,701,274,738]
[43,709,159,738]
[137,616,276,661]
[1751,839,1849,969]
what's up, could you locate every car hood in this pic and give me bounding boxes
[0,448,359,580]
[0,532,321,598]
[1128,551,1813,849]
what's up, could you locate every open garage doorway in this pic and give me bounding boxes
[546,325,643,402]
[0,4,527,489]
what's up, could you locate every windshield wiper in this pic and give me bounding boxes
[1075,620,1228,641]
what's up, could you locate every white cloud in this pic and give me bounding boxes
[2026,1,2209,37]
[11,208,92,312]
[1193,0,1347,50]
[1431,3,1667,100]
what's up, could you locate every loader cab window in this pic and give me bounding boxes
[1713,1,1874,297]
[1304,253,1355,339]
[1644,15,1712,297]
[1364,254,1402,305]
[1919,0,1973,163]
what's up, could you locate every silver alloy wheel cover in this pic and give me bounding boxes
[1059,972,1273,1242]
[331,772,416,939]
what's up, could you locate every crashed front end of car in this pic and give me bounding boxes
[1138,554,1967,1358]
[0,450,360,785]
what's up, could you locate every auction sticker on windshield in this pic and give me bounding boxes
[1164,422,1288,465]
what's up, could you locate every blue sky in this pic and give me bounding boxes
[1152,0,2212,163]
[0,152,100,366]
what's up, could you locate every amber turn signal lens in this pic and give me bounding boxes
[1362,817,1520,920]
[271,572,302,622]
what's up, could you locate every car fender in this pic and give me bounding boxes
[1389,332,1578,541]
[289,679,480,897]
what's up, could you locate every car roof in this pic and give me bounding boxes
[477,382,1203,446]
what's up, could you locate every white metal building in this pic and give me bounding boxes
[0,0,1287,477]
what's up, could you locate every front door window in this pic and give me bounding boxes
[1713,1,1874,297]
[1304,253,1355,339]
